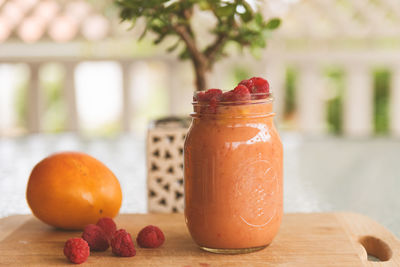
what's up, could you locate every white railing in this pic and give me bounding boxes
[25,61,79,133]
[261,50,400,137]
[2,49,400,137]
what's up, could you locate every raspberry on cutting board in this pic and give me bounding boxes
[96,217,117,241]
[136,225,165,248]
[63,238,90,264]
[82,224,109,251]
[110,229,136,257]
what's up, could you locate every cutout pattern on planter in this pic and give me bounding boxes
[147,128,187,213]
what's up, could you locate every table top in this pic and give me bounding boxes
[2,213,399,266]
[0,133,399,238]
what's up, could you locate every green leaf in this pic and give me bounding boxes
[253,36,266,47]
[154,33,167,44]
[164,1,181,13]
[240,10,252,23]
[198,0,211,10]
[167,39,181,52]
[265,18,281,30]
[215,4,235,17]
[254,13,263,26]
[239,2,253,22]
[179,49,191,60]
[120,8,134,21]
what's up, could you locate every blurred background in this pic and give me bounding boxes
[0,0,399,236]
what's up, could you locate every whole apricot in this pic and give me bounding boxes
[26,152,122,230]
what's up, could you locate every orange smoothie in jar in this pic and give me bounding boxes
[184,78,283,254]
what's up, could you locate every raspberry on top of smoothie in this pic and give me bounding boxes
[193,77,270,104]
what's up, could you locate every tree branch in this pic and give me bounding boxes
[172,24,205,65]
[181,7,195,39]
[172,23,208,91]
[204,33,228,67]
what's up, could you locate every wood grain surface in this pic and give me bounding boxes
[0,213,399,266]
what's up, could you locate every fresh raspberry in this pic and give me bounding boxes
[205,88,223,100]
[239,78,254,90]
[63,238,90,264]
[136,225,165,248]
[111,229,136,257]
[220,90,236,102]
[250,77,269,96]
[96,217,117,241]
[194,91,206,101]
[195,89,223,113]
[239,77,270,99]
[221,85,251,102]
[233,84,251,101]
[195,89,222,102]
[82,224,109,251]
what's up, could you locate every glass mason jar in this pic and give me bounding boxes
[184,93,283,254]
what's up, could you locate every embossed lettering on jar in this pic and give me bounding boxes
[184,93,283,254]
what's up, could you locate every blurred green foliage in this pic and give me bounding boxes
[131,70,170,134]
[325,67,344,135]
[281,67,390,135]
[15,80,28,130]
[284,67,297,118]
[373,69,390,134]
[232,66,251,85]
[41,64,67,133]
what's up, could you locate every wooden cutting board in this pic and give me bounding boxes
[0,213,399,266]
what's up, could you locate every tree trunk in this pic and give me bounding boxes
[193,60,209,92]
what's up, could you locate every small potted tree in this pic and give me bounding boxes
[116,0,280,212]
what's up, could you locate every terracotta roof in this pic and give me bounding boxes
[1,0,399,45]
[0,0,111,43]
